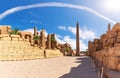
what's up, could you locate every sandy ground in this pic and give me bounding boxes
[0,56,98,78]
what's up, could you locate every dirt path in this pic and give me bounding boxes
[0,56,98,78]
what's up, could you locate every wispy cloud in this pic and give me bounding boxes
[68,26,97,40]
[0,2,116,24]
[23,28,34,33]
[56,35,87,51]
[55,34,66,44]
[29,12,41,19]
[58,26,66,30]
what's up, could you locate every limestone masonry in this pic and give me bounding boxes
[0,25,73,61]
[89,23,120,77]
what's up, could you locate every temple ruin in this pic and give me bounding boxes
[0,25,73,61]
[89,23,120,78]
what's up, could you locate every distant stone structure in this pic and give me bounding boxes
[34,26,37,36]
[88,23,120,78]
[0,26,11,35]
[0,26,72,60]
[76,22,80,56]
[47,34,51,49]
[40,29,46,49]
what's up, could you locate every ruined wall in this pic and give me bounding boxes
[40,29,46,49]
[47,34,51,49]
[0,38,63,61]
[0,25,73,60]
[89,23,120,72]
[0,26,11,35]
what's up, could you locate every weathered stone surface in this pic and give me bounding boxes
[0,25,74,61]
[0,26,11,35]
[117,32,120,36]
[112,23,120,32]
[39,29,46,49]
[117,63,120,71]
[76,22,80,56]
[116,36,120,43]
[107,57,120,70]
[110,31,117,38]
[88,23,120,72]
[112,47,120,57]
[46,34,51,49]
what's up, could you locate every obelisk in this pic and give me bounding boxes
[76,22,80,56]
[108,23,111,31]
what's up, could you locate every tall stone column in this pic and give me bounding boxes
[40,29,45,49]
[51,34,56,49]
[108,23,111,31]
[47,34,51,49]
[75,22,80,56]
[34,26,37,36]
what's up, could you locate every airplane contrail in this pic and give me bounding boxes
[0,2,116,24]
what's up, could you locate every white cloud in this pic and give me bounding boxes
[68,26,97,40]
[81,27,97,40]
[58,26,66,30]
[55,34,65,44]
[80,40,88,51]
[63,36,87,51]
[55,35,87,51]
[0,2,116,24]
[44,30,48,37]
[23,28,34,33]
[63,36,76,49]
[68,26,76,34]
[29,12,40,19]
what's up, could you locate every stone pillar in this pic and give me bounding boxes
[88,41,91,56]
[76,22,80,56]
[51,34,56,49]
[108,23,111,31]
[34,26,37,36]
[40,29,45,49]
[47,34,51,49]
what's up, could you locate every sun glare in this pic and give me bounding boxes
[103,0,120,12]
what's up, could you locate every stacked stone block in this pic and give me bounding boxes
[88,23,120,74]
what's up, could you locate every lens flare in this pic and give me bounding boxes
[103,0,120,12]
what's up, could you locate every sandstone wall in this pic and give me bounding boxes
[0,36,63,61]
[89,23,120,75]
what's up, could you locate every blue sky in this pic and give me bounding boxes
[0,0,120,51]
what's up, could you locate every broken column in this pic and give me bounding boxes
[40,29,46,49]
[34,26,37,36]
[47,34,51,49]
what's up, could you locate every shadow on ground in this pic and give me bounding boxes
[59,56,98,78]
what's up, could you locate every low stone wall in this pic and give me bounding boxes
[93,48,120,71]
[0,37,63,61]
[0,49,63,61]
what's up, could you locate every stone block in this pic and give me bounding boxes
[112,47,120,57]
[107,57,120,70]
[116,36,120,43]
[112,23,120,32]
[117,32,120,36]
[110,31,117,38]
[107,48,114,56]
[117,63,120,71]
